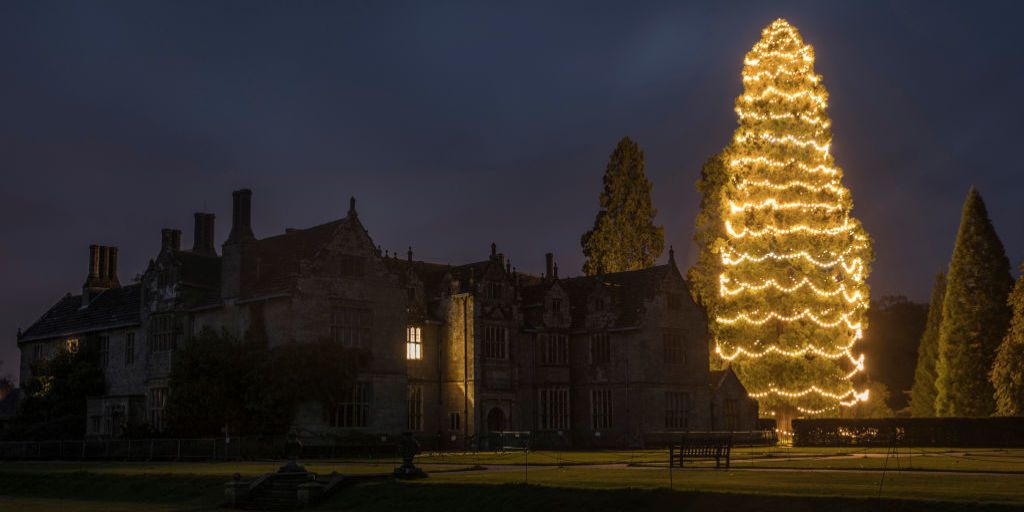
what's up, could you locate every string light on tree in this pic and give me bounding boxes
[711,19,874,428]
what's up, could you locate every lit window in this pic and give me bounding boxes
[65,337,80,354]
[406,326,423,360]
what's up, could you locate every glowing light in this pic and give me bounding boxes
[710,18,873,417]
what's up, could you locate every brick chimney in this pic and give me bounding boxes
[192,212,216,256]
[227,189,254,243]
[83,245,121,306]
[106,246,120,287]
[223,189,254,299]
[161,228,181,253]
[545,252,554,280]
[84,245,103,290]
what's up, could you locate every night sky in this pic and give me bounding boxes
[3,1,1023,381]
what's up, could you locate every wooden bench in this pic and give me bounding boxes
[669,434,733,469]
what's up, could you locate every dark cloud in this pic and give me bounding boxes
[2,0,1023,380]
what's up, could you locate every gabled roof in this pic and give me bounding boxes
[382,257,452,299]
[173,250,221,290]
[18,284,142,343]
[561,264,679,328]
[240,217,352,298]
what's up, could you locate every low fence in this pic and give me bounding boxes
[793,417,1024,447]
[0,428,778,461]
[644,430,776,448]
[0,436,404,461]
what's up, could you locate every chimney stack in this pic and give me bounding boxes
[83,244,120,305]
[192,212,216,255]
[545,253,554,279]
[85,245,102,289]
[228,189,254,243]
[107,247,120,287]
[161,228,181,252]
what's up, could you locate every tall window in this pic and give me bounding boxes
[667,293,682,311]
[449,412,461,431]
[591,389,612,430]
[724,399,739,431]
[407,386,423,431]
[149,387,168,432]
[663,329,685,365]
[124,332,135,366]
[539,334,568,366]
[551,299,562,313]
[98,335,110,368]
[486,281,502,300]
[538,387,569,430]
[327,383,370,428]
[665,391,690,429]
[33,344,44,362]
[65,337,80,354]
[150,315,177,352]
[590,333,610,364]
[331,306,372,347]
[406,326,423,360]
[482,325,509,360]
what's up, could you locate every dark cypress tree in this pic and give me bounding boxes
[687,153,728,312]
[991,265,1024,416]
[935,188,1013,417]
[581,136,664,275]
[909,273,946,416]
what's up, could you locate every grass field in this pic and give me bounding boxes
[0,448,1022,511]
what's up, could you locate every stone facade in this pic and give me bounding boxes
[16,189,757,445]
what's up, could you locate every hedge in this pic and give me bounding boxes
[792,417,1024,447]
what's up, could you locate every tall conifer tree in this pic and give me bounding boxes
[909,272,946,417]
[688,153,728,311]
[711,20,873,425]
[935,188,1012,417]
[990,266,1024,416]
[581,136,664,275]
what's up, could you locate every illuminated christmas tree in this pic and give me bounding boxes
[712,19,873,426]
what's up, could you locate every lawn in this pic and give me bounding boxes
[0,449,1022,511]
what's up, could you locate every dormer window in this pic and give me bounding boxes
[551,299,562,313]
[667,293,682,311]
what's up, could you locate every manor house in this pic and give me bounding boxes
[16,189,757,447]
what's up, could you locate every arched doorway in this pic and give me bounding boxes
[486,407,506,432]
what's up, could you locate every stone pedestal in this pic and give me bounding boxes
[297,481,326,506]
